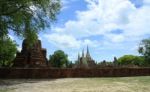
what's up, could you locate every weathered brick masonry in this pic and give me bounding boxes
[0,68,150,78]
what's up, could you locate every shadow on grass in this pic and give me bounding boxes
[0,79,57,86]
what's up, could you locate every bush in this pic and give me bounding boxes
[0,36,17,67]
[49,50,69,68]
[118,55,144,66]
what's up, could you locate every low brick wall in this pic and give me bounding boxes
[0,68,150,78]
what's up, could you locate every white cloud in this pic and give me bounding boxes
[44,0,150,61]
[106,34,125,43]
[125,5,150,37]
[44,34,81,48]
[54,0,149,42]
[144,0,150,5]
[44,33,101,49]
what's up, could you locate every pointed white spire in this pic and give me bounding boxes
[87,45,89,55]
[82,49,84,58]
[86,45,91,60]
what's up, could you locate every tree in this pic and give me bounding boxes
[139,38,150,64]
[118,55,144,66]
[0,0,61,46]
[0,36,17,67]
[49,50,69,68]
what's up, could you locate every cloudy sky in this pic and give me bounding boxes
[11,0,150,62]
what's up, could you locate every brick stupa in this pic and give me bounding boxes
[13,39,48,67]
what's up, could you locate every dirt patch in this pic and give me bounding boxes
[0,77,150,92]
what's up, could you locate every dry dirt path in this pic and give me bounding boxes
[0,77,150,92]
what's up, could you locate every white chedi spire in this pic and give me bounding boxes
[82,49,84,58]
[86,45,91,60]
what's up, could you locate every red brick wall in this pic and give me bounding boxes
[0,68,150,78]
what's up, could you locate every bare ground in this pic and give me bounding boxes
[0,76,150,92]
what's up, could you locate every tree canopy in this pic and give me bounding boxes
[139,38,150,63]
[118,55,144,66]
[49,50,69,68]
[0,0,61,46]
[0,36,17,67]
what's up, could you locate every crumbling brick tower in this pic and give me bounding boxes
[13,39,48,67]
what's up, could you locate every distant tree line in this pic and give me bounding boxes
[97,55,145,68]
[46,38,150,68]
[97,38,150,67]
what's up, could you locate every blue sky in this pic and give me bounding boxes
[10,0,150,62]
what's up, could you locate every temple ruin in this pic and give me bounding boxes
[74,46,96,68]
[13,39,48,67]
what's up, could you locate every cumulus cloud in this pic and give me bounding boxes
[44,33,101,49]
[44,0,150,61]
[67,1,147,40]
[47,0,149,44]
[44,34,81,48]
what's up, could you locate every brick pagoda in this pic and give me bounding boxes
[13,39,48,67]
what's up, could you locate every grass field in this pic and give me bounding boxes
[0,76,150,92]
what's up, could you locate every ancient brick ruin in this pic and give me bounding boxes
[13,39,48,67]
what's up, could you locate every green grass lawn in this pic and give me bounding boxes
[0,76,150,92]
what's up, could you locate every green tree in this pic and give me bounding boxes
[49,50,69,68]
[118,55,144,66]
[0,0,61,46]
[0,36,17,67]
[139,38,150,64]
